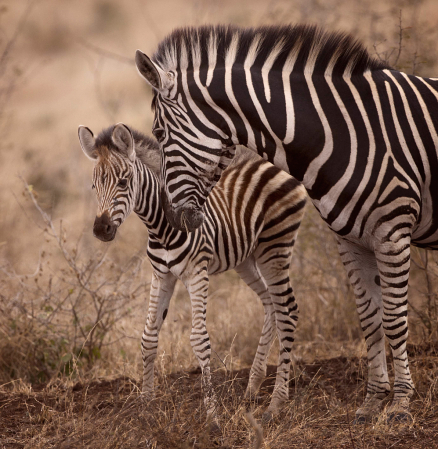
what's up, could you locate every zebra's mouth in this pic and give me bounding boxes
[178,208,204,232]
[161,188,204,232]
[93,213,118,242]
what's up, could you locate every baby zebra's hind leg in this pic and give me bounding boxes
[184,264,220,431]
[234,256,277,404]
[254,241,299,422]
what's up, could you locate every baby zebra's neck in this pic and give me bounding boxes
[132,140,178,243]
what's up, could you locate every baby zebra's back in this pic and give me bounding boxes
[78,123,306,428]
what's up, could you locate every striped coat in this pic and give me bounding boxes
[135,24,438,423]
[78,123,306,424]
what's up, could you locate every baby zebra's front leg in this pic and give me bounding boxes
[141,269,177,400]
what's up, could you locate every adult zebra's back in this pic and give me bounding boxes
[78,123,306,425]
[136,24,438,423]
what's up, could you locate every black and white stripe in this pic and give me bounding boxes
[136,24,438,423]
[78,123,306,424]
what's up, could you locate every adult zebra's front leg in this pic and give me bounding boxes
[375,232,414,422]
[338,234,414,423]
[141,269,177,400]
[184,265,219,428]
[337,238,390,422]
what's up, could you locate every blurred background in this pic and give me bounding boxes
[1,0,438,384]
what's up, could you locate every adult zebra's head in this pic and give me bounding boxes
[135,48,236,232]
[78,123,139,242]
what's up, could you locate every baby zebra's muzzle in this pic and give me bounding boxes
[93,212,117,242]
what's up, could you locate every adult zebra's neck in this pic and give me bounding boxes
[149,25,400,232]
[187,60,376,196]
[162,26,387,193]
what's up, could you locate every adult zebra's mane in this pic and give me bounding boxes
[95,126,261,179]
[153,24,389,77]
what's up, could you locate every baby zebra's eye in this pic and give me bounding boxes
[117,178,128,188]
[92,184,95,189]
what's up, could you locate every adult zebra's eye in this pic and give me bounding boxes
[117,178,128,188]
[153,128,165,142]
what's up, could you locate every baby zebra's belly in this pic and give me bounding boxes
[165,240,256,279]
[207,250,253,275]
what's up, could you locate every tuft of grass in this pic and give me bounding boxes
[1,353,437,448]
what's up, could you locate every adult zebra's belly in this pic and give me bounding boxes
[411,227,438,249]
[411,192,438,248]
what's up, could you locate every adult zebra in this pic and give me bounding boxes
[78,123,306,424]
[135,24,438,423]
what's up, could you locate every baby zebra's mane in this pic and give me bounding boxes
[153,24,389,77]
[95,126,161,176]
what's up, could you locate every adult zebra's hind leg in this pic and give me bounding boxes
[375,237,414,422]
[234,256,276,404]
[141,269,177,400]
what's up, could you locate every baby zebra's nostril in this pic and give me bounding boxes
[93,213,117,242]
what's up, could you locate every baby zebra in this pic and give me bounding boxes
[78,123,306,424]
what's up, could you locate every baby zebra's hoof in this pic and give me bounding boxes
[261,410,275,425]
[208,421,222,439]
[387,411,413,425]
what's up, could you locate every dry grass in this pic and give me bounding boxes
[1,349,438,448]
[2,0,438,448]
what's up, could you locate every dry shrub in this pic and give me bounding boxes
[0,181,148,385]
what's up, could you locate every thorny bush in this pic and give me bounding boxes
[0,181,148,384]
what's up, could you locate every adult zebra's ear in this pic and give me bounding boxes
[78,126,98,161]
[112,123,135,162]
[135,50,173,94]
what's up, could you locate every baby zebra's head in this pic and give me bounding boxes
[78,123,157,242]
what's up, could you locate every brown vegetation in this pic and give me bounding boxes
[2,0,438,447]
[1,351,438,448]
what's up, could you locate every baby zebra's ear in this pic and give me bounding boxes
[112,123,135,162]
[78,126,98,161]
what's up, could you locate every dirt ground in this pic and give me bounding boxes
[1,347,437,449]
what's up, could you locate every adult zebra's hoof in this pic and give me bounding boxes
[387,412,413,425]
[353,414,374,425]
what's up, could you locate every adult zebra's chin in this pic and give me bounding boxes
[93,213,118,242]
[161,187,204,232]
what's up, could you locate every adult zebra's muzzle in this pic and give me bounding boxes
[93,212,117,242]
[161,188,204,232]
